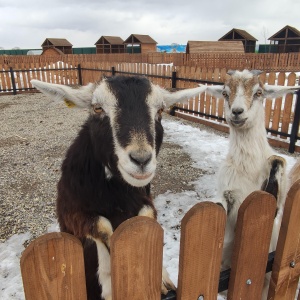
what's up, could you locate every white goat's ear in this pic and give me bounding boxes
[206,85,225,99]
[31,80,96,108]
[263,85,299,99]
[163,85,207,107]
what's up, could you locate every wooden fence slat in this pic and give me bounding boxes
[227,191,277,300]
[265,72,276,129]
[110,216,163,300]
[20,232,87,300]
[268,179,300,299]
[177,202,226,300]
[281,73,297,137]
[271,72,286,137]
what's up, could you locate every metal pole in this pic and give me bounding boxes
[10,67,17,95]
[171,71,177,89]
[288,89,300,153]
[77,64,83,85]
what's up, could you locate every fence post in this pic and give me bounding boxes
[227,191,277,299]
[171,71,177,89]
[176,202,226,300]
[110,216,163,300]
[289,90,300,153]
[267,179,300,299]
[20,232,87,300]
[77,64,83,85]
[9,67,17,95]
[111,66,116,76]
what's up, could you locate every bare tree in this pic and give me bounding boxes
[261,26,269,45]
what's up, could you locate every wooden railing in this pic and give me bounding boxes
[20,180,300,299]
[1,52,300,71]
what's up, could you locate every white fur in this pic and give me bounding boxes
[94,239,112,300]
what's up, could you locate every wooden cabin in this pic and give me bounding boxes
[268,25,300,53]
[41,47,65,56]
[95,36,125,53]
[41,38,73,55]
[123,34,157,54]
[218,29,257,53]
[186,41,245,54]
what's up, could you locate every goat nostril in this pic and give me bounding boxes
[232,108,244,116]
[129,152,152,167]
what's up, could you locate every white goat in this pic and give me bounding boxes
[204,69,298,298]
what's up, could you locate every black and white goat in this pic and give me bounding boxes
[204,69,298,298]
[31,76,205,300]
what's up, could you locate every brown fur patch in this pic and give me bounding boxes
[226,74,262,109]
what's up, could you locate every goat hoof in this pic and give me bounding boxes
[223,190,237,214]
[161,267,176,295]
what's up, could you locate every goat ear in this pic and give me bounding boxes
[163,85,207,107]
[250,70,264,76]
[206,85,225,99]
[263,85,299,98]
[31,80,96,108]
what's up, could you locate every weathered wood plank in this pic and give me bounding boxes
[227,191,277,300]
[177,202,226,300]
[268,179,300,299]
[20,232,87,300]
[111,216,163,300]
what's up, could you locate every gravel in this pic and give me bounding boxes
[0,92,297,246]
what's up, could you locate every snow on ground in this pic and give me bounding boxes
[0,118,297,299]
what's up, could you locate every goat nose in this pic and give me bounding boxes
[129,152,152,167]
[232,107,244,116]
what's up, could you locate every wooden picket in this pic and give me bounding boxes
[20,232,87,300]
[20,181,300,300]
[268,180,300,299]
[227,192,276,299]
[177,202,226,300]
[110,216,163,300]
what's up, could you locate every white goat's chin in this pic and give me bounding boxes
[230,118,247,127]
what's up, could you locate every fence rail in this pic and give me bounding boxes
[1,52,300,71]
[20,180,300,299]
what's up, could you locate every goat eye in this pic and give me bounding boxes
[256,90,263,97]
[157,108,164,115]
[222,91,228,98]
[93,104,104,114]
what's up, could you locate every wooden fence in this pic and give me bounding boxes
[1,52,300,71]
[20,180,300,299]
[1,61,299,152]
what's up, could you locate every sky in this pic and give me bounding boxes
[0,116,298,299]
[0,0,299,49]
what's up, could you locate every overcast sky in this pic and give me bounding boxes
[0,0,299,49]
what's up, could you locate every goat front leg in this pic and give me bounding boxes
[91,217,114,300]
[261,155,287,215]
[138,205,176,294]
